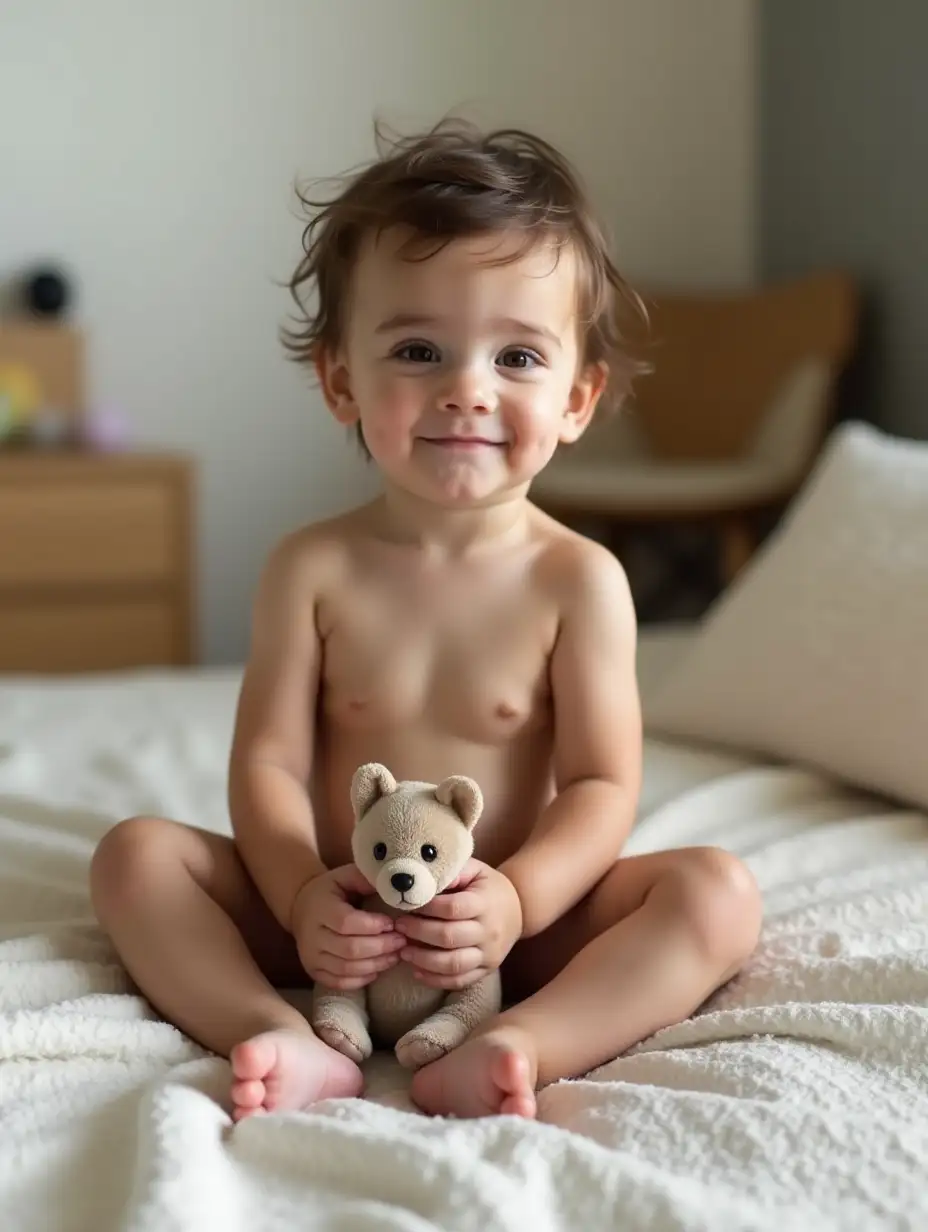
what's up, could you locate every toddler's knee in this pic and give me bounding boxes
[668,848,762,971]
[90,816,180,920]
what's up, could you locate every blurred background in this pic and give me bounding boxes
[0,0,924,668]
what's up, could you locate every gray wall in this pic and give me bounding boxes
[760,0,928,439]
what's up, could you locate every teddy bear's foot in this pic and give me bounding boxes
[395,1032,449,1070]
[395,975,503,1070]
[395,1018,464,1070]
[316,1025,371,1065]
[311,985,373,1064]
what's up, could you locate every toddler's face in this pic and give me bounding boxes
[321,228,604,508]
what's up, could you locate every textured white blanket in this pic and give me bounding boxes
[0,657,926,1230]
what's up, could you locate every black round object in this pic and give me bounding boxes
[24,267,71,318]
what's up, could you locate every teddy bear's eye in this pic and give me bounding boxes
[421,844,438,862]
[373,842,388,861]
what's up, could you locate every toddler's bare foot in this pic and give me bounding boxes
[409,1025,537,1119]
[230,1028,363,1121]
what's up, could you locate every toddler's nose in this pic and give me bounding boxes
[438,363,492,414]
[391,872,415,893]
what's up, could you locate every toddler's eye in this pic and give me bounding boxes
[498,347,540,370]
[373,842,388,861]
[421,844,438,862]
[395,342,439,364]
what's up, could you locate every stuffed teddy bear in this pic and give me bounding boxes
[311,762,502,1071]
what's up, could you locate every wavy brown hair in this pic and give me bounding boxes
[282,118,648,442]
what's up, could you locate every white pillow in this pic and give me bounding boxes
[647,421,928,811]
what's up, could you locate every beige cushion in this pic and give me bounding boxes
[647,421,928,811]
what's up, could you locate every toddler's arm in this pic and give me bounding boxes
[228,534,329,930]
[499,541,642,937]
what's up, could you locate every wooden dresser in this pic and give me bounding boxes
[0,451,195,672]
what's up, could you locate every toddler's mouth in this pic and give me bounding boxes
[420,436,506,449]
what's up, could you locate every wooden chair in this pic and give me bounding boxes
[532,271,859,582]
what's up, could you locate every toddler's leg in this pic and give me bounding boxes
[91,816,363,1119]
[410,847,762,1119]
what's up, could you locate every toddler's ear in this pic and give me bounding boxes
[435,775,483,831]
[559,361,608,444]
[351,763,396,820]
[314,346,359,426]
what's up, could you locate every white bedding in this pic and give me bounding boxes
[0,629,926,1231]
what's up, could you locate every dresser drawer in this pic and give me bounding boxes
[0,597,179,672]
[0,451,195,671]
[0,480,177,588]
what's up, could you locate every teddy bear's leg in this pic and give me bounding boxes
[395,972,502,1070]
[311,983,373,1064]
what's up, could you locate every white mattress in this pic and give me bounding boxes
[0,629,926,1231]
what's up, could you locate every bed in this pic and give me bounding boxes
[1,614,926,1231]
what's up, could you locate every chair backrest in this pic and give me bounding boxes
[624,271,859,462]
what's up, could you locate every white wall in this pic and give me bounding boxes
[1,0,755,663]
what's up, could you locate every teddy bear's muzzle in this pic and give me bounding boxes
[376,859,438,910]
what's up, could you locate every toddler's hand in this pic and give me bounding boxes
[394,860,523,990]
[290,865,406,991]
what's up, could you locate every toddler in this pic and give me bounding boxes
[91,120,761,1121]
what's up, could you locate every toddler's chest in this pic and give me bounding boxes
[320,589,556,743]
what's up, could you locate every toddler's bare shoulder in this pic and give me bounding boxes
[531,519,633,611]
[257,509,366,602]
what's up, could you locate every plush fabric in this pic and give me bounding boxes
[0,656,926,1228]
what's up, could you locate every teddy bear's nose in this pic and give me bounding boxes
[391,872,415,893]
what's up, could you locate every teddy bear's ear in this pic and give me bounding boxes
[350,763,397,821]
[435,775,483,831]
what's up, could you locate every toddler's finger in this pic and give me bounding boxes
[319,952,400,978]
[442,859,482,892]
[412,966,487,992]
[327,899,394,935]
[312,969,377,991]
[331,864,377,897]
[401,944,482,976]
[322,928,406,961]
[415,890,481,922]
[394,916,481,949]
